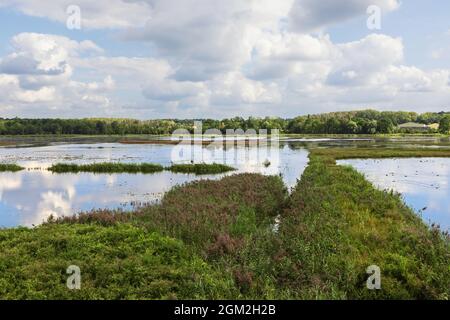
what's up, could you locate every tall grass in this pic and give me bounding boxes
[0,173,286,299]
[313,147,450,160]
[274,151,450,299]
[0,223,233,299]
[135,173,286,249]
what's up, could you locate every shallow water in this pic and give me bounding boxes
[0,142,309,227]
[3,138,450,229]
[338,158,450,231]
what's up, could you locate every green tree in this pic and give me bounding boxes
[439,115,450,134]
[377,117,394,134]
[95,121,107,134]
[345,120,359,133]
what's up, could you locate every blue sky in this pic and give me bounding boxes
[0,0,449,119]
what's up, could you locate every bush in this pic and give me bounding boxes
[0,223,235,299]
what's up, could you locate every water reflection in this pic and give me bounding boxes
[338,158,450,231]
[0,143,309,227]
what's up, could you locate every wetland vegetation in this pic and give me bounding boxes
[47,162,236,175]
[0,147,449,299]
[48,162,165,174]
[312,147,450,161]
[1,112,450,300]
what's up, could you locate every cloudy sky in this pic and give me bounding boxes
[0,0,449,119]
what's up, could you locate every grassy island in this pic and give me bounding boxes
[0,164,24,172]
[48,162,165,174]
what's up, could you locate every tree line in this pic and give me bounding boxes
[0,110,449,135]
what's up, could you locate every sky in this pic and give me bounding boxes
[0,0,449,119]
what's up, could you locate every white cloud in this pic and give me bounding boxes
[123,1,256,80]
[0,33,113,111]
[209,72,282,105]
[246,33,335,80]
[0,33,101,76]
[327,34,404,86]
[385,66,450,92]
[0,0,153,29]
[288,0,400,32]
[13,86,56,103]
[0,2,449,118]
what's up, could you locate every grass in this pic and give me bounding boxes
[0,164,24,172]
[312,147,450,161]
[0,223,234,299]
[167,163,236,175]
[47,162,236,175]
[0,174,286,299]
[58,173,288,299]
[131,173,286,250]
[273,149,450,299]
[0,141,17,146]
[48,162,164,174]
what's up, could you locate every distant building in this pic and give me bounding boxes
[397,122,432,132]
[428,123,440,130]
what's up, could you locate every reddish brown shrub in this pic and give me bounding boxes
[233,268,254,293]
[206,233,243,258]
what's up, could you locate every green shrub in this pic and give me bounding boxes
[0,223,235,299]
